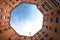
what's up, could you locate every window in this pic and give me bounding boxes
[46,25,48,29]
[4,16,6,19]
[4,10,7,13]
[40,38,43,40]
[42,4,48,11]
[0,15,2,19]
[55,28,59,34]
[52,0,60,6]
[12,2,15,5]
[2,1,7,5]
[0,30,2,34]
[56,17,60,23]
[24,37,26,39]
[49,37,54,40]
[46,18,49,22]
[9,27,12,29]
[57,10,60,14]
[7,16,10,19]
[37,32,39,35]
[50,18,54,22]
[42,32,45,34]
[51,12,54,15]
[9,0,12,1]
[34,0,37,1]
[49,26,53,31]
[45,0,53,9]
[0,22,1,25]
[47,13,51,16]
[2,28,7,32]
[18,39,21,40]
[0,8,2,12]
[2,22,6,25]
[45,34,48,38]
[16,0,18,1]
[35,37,40,40]
[8,5,11,8]
[8,38,11,40]
[43,17,45,21]
[35,38,37,40]
[6,21,9,24]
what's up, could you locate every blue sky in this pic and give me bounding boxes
[10,3,43,36]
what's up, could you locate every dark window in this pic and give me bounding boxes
[0,15,2,19]
[35,38,37,40]
[49,37,54,40]
[0,22,1,25]
[51,0,57,7]
[24,37,26,39]
[42,32,45,34]
[43,17,45,21]
[12,2,15,5]
[34,0,37,1]
[9,0,12,1]
[9,27,12,29]
[55,28,59,34]
[7,17,10,19]
[8,38,11,40]
[16,0,19,1]
[49,26,53,31]
[53,0,60,6]
[0,30,2,34]
[3,28,7,32]
[51,12,54,15]
[42,4,48,11]
[37,32,39,35]
[4,28,7,31]
[45,0,53,9]
[50,18,54,22]
[46,25,48,29]
[45,34,48,38]
[40,38,43,40]
[57,10,60,14]
[18,38,21,40]
[56,17,60,23]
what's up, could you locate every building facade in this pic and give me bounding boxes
[0,0,60,40]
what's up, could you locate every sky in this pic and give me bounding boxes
[10,3,43,36]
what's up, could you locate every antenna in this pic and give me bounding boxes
[29,32,31,37]
[29,32,32,40]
